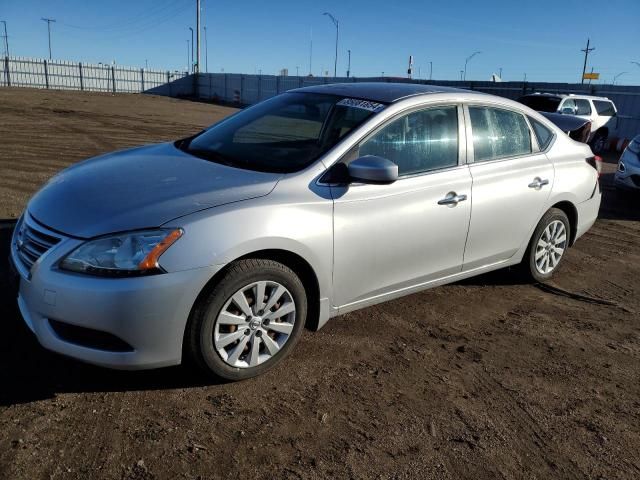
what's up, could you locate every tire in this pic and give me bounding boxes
[589,131,607,154]
[521,208,571,282]
[185,259,307,381]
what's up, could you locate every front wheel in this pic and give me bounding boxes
[522,208,570,282]
[185,259,307,381]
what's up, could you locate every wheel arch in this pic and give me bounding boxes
[550,200,578,246]
[187,248,322,335]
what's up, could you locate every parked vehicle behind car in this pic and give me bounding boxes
[11,83,601,381]
[615,134,640,192]
[518,92,617,153]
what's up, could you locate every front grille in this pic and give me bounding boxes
[14,213,61,274]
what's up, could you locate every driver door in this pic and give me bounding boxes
[330,104,472,309]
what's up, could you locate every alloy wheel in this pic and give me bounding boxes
[534,220,567,275]
[213,281,296,368]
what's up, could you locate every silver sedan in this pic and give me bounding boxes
[11,83,601,380]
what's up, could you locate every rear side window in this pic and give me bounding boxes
[528,117,554,150]
[575,99,592,115]
[469,106,532,162]
[359,106,459,176]
[593,100,616,116]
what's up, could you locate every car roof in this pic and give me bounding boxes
[523,92,611,101]
[290,82,468,103]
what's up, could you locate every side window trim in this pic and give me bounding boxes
[351,103,466,179]
[463,103,539,164]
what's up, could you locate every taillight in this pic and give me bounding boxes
[586,155,602,178]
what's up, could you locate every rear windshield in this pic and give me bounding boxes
[178,92,384,173]
[518,95,562,113]
[593,100,616,116]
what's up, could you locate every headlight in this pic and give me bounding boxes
[60,228,183,276]
[628,136,640,155]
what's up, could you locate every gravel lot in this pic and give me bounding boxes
[0,88,639,480]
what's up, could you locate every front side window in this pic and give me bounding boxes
[469,106,532,162]
[182,93,383,173]
[575,99,592,115]
[560,99,576,114]
[358,106,459,176]
[593,100,616,117]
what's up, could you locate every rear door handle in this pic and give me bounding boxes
[438,192,468,207]
[528,177,549,189]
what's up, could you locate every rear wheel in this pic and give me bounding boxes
[185,259,307,381]
[522,208,570,282]
[590,130,607,154]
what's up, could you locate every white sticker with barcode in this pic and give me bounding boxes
[337,98,385,112]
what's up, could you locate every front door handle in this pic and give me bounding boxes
[438,192,468,207]
[528,177,550,189]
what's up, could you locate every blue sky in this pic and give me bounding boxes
[2,0,639,84]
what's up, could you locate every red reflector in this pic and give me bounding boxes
[586,156,602,178]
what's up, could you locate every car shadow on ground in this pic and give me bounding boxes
[598,175,640,221]
[0,221,218,407]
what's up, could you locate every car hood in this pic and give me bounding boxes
[27,142,281,238]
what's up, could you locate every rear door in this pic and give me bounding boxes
[462,105,554,270]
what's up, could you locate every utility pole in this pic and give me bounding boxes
[195,0,200,73]
[499,67,502,79]
[296,66,299,76]
[1,21,9,57]
[204,26,208,73]
[347,49,351,77]
[580,38,595,84]
[429,61,432,81]
[41,18,56,60]
[460,70,463,81]
[186,39,190,72]
[323,12,338,77]
[188,27,194,73]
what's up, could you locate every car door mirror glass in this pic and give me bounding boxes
[561,107,576,115]
[348,155,398,184]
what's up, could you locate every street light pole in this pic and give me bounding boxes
[428,61,432,81]
[463,51,481,81]
[347,49,351,77]
[613,72,627,85]
[195,0,200,73]
[186,39,190,72]
[41,18,56,60]
[0,21,9,57]
[323,12,338,77]
[189,27,194,73]
[632,61,640,69]
[204,26,208,73]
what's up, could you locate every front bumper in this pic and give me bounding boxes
[10,221,222,370]
[614,150,640,191]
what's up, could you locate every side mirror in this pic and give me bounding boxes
[561,106,577,115]
[347,155,398,184]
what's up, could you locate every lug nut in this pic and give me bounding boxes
[263,319,270,326]
[244,329,250,335]
[256,331,262,337]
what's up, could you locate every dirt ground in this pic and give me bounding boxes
[0,88,639,480]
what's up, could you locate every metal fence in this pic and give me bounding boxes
[151,73,640,141]
[1,56,187,93]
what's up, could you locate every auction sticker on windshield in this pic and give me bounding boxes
[337,98,386,112]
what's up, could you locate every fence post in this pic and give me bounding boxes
[140,68,145,92]
[111,66,116,93]
[78,62,84,91]
[276,75,280,94]
[43,60,50,89]
[257,74,261,101]
[240,75,244,104]
[3,56,10,87]
[224,73,228,101]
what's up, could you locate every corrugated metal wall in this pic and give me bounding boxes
[185,73,640,140]
[1,56,187,94]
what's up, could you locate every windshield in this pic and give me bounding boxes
[518,95,562,113]
[179,92,385,173]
